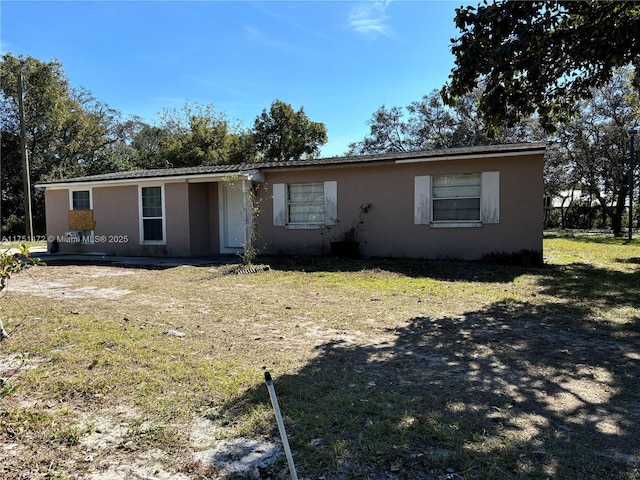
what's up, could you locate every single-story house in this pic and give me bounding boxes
[35,142,546,260]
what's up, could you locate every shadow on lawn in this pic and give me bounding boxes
[260,255,531,284]
[538,262,640,316]
[219,261,640,480]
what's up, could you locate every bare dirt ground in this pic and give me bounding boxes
[1,265,287,480]
[1,252,639,480]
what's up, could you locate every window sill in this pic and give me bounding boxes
[430,222,483,228]
[140,241,166,246]
[285,223,324,230]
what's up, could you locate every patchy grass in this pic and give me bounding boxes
[0,236,639,479]
[0,240,47,251]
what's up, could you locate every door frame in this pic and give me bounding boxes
[218,180,248,254]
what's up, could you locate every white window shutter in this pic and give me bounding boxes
[324,181,337,225]
[414,175,431,225]
[273,183,286,226]
[482,171,500,223]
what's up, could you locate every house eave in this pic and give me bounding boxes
[394,147,547,164]
[35,171,251,190]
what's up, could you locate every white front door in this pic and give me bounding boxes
[219,182,246,253]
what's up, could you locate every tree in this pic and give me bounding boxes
[253,99,327,162]
[543,143,582,229]
[442,1,640,133]
[348,89,543,155]
[158,103,230,167]
[150,103,258,167]
[347,105,411,154]
[549,68,640,236]
[130,122,170,169]
[1,54,124,234]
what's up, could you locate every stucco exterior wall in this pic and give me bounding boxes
[164,182,189,257]
[44,181,225,257]
[256,153,543,260]
[93,185,140,255]
[44,189,71,251]
[40,147,543,260]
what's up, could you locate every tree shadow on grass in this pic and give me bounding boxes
[260,255,533,284]
[550,235,636,246]
[216,299,639,479]
[617,257,640,266]
[213,263,640,479]
[538,262,640,315]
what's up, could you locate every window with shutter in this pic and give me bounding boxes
[414,172,500,226]
[272,181,337,228]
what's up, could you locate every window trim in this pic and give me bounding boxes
[287,182,325,227]
[431,173,482,224]
[69,188,92,211]
[138,183,166,245]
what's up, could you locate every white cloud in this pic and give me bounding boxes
[244,25,315,56]
[348,0,394,39]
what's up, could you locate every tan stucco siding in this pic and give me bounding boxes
[43,181,225,257]
[164,182,190,257]
[257,153,543,259]
[93,185,139,255]
[44,189,70,250]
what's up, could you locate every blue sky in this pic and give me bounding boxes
[1,1,465,157]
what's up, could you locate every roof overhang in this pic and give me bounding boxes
[35,170,263,190]
[394,147,547,164]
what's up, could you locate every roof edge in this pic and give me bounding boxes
[35,141,547,188]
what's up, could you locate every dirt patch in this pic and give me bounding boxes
[194,437,282,478]
[0,391,283,480]
[4,266,134,299]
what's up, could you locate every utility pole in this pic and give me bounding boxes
[629,127,638,240]
[17,72,34,241]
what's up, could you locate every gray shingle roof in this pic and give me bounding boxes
[35,141,547,187]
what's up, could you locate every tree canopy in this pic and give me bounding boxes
[545,68,640,236]
[348,89,543,155]
[152,103,255,168]
[442,1,640,133]
[253,99,327,162]
[1,54,124,233]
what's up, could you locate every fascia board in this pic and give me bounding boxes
[35,172,250,190]
[394,149,546,164]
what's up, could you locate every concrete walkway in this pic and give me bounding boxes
[7,246,239,268]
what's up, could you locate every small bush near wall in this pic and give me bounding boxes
[481,249,544,267]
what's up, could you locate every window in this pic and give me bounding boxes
[72,190,91,210]
[140,185,165,243]
[288,183,325,224]
[273,181,337,228]
[414,172,500,226]
[432,173,481,222]
[68,189,94,241]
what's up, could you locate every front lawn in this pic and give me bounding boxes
[1,235,638,479]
